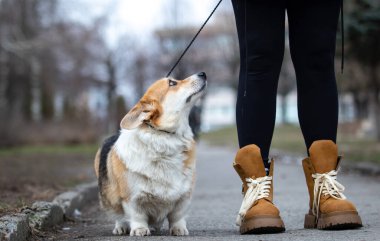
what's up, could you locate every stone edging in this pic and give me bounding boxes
[53,182,98,217]
[0,181,98,241]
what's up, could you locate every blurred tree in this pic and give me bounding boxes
[63,97,76,121]
[278,45,296,124]
[0,0,122,145]
[0,0,42,121]
[346,0,380,139]
[134,52,148,101]
[213,11,240,90]
[116,95,128,130]
[105,52,117,132]
[340,60,369,120]
[40,81,55,120]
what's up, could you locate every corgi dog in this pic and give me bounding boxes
[94,72,207,236]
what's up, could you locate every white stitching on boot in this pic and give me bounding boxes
[312,170,347,218]
[236,176,272,226]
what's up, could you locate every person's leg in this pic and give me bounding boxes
[287,0,340,150]
[232,0,285,167]
[288,1,362,230]
[231,1,286,234]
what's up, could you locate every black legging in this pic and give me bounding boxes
[232,0,341,161]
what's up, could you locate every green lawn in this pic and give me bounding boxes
[0,143,98,216]
[201,124,380,164]
[0,143,98,157]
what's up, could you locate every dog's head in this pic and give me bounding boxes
[120,72,207,133]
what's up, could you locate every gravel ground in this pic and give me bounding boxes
[0,152,95,216]
[48,143,380,241]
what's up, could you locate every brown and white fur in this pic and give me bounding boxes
[94,73,207,236]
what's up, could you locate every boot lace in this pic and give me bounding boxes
[312,170,346,218]
[236,176,272,226]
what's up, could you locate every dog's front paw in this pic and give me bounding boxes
[170,225,189,236]
[130,227,151,236]
[112,220,129,235]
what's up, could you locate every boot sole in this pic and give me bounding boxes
[240,216,285,234]
[304,211,362,230]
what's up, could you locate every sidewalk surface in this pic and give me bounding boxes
[52,143,380,241]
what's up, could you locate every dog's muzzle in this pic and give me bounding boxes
[186,73,207,103]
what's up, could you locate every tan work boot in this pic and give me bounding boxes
[233,144,285,234]
[303,140,362,230]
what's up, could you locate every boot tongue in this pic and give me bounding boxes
[234,144,266,179]
[309,140,338,173]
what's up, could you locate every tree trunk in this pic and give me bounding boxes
[280,94,288,124]
[105,55,117,133]
[40,80,54,120]
[352,91,369,120]
[369,65,380,141]
[374,98,380,141]
[0,49,8,117]
[371,88,380,140]
[134,54,146,103]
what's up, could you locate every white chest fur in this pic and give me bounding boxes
[114,129,195,203]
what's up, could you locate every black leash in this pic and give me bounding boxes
[166,0,343,76]
[340,0,344,74]
[166,0,223,77]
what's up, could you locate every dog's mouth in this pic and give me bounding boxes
[186,81,207,103]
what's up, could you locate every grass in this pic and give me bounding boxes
[200,126,239,149]
[0,143,98,217]
[201,124,380,165]
[0,202,11,213]
[0,198,28,215]
[0,143,98,157]
[200,124,305,152]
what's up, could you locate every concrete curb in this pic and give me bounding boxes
[53,181,98,217]
[22,201,64,231]
[0,214,29,241]
[0,181,98,241]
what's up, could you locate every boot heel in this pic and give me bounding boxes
[304,213,317,229]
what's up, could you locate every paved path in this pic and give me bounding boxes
[52,143,380,241]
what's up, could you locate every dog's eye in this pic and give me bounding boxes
[169,79,177,87]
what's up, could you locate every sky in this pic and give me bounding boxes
[62,0,230,47]
[60,0,232,102]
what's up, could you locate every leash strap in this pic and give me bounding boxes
[166,0,342,76]
[341,0,344,74]
[166,0,223,77]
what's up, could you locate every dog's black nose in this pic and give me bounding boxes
[197,72,207,80]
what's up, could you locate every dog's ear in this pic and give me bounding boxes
[120,100,158,130]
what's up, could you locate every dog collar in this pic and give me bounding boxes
[145,122,176,135]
